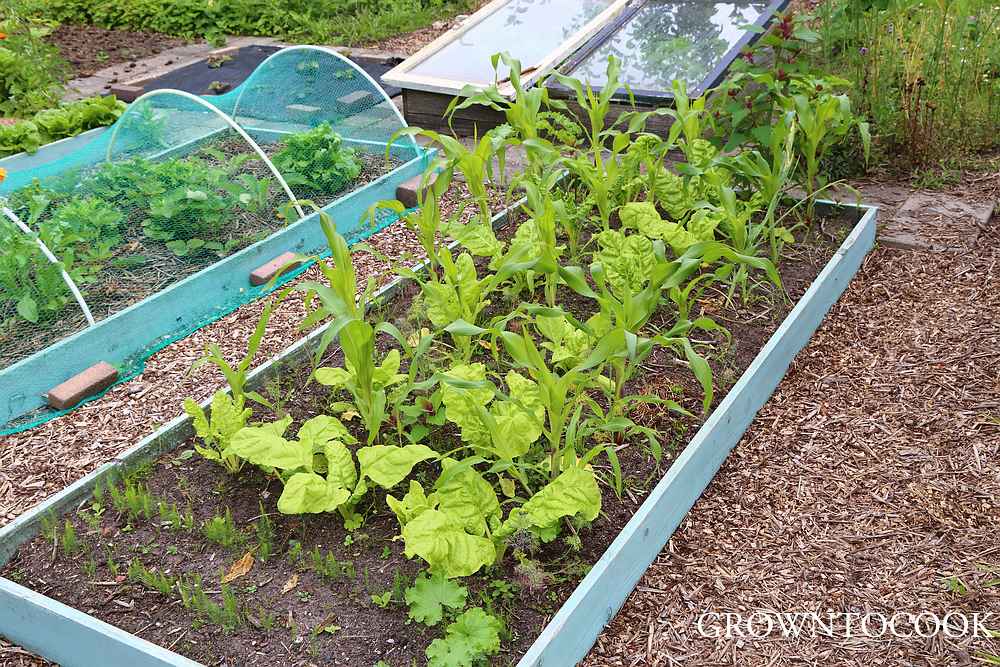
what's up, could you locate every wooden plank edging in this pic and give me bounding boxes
[0,203,877,667]
[0,578,201,667]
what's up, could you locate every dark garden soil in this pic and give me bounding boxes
[47,25,189,79]
[0,137,402,370]
[1,206,861,665]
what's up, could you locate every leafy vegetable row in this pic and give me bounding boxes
[0,123,362,330]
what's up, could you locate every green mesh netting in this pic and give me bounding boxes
[0,45,425,435]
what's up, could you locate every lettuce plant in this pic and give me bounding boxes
[272,122,362,194]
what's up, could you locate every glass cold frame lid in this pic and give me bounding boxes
[407,0,616,85]
[567,0,771,95]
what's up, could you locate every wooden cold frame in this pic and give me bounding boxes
[381,0,636,98]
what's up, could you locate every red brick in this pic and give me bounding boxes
[250,251,302,286]
[46,362,118,410]
[396,171,438,208]
[109,84,146,103]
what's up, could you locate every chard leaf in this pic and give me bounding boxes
[402,509,496,578]
[357,444,437,489]
[454,253,481,314]
[386,480,435,527]
[185,392,251,449]
[433,458,500,536]
[372,348,405,388]
[423,281,462,328]
[314,366,352,387]
[440,363,495,432]
[488,402,540,460]
[537,314,591,366]
[650,171,694,219]
[621,200,700,254]
[499,467,601,541]
[323,440,358,492]
[504,371,544,422]
[277,472,351,514]
[595,228,656,296]
[442,218,503,258]
[226,417,311,471]
[298,415,352,447]
[686,209,720,242]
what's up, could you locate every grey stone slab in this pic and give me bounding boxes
[878,191,994,252]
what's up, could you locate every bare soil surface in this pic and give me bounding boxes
[47,25,188,78]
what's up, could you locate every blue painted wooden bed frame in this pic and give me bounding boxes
[0,202,878,667]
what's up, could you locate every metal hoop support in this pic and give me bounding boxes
[230,44,419,152]
[2,206,96,326]
[105,88,306,220]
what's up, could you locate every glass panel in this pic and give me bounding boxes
[568,0,769,94]
[408,0,616,85]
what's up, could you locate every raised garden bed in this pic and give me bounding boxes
[0,129,405,370]
[0,196,877,666]
[0,44,428,433]
[0,128,428,431]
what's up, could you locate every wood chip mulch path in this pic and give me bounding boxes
[585,223,1000,663]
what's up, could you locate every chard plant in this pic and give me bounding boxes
[227,414,437,530]
[388,457,602,578]
[493,322,612,481]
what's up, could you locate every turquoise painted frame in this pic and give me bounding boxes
[0,133,433,429]
[0,203,877,667]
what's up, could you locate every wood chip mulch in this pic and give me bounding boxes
[366,0,491,54]
[585,237,1000,664]
[0,639,43,667]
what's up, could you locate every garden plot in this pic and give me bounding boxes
[0,45,430,433]
[0,200,873,666]
[0,53,877,666]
